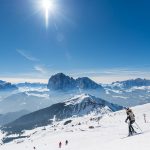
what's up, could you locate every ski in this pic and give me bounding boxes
[121,132,143,139]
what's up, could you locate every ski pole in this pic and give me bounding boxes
[135,122,142,132]
[132,125,139,130]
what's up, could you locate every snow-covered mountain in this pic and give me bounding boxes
[47,73,103,91]
[2,76,150,115]
[1,76,150,149]
[111,78,150,89]
[16,82,47,91]
[0,92,51,114]
[16,82,47,88]
[47,74,150,107]
[16,82,48,95]
[1,103,150,150]
[0,110,30,126]
[1,94,122,134]
[47,73,76,90]
[0,80,17,91]
[76,77,103,89]
[102,78,150,107]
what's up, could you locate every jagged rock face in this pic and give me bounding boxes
[76,77,102,89]
[47,73,76,90]
[64,94,121,116]
[0,80,18,91]
[1,94,123,134]
[47,73,102,91]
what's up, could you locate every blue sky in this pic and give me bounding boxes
[0,0,150,83]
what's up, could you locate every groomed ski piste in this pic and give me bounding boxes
[0,103,150,150]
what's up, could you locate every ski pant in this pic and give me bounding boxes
[128,120,135,134]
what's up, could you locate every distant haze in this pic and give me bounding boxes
[1,76,150,84]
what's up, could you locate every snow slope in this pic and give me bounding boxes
[1,103,150,150]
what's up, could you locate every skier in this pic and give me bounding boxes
[65,140,68,145]
[33,147,36,150]
[59,142,62,148]
[143,114,147,123]
[125,108,136,136]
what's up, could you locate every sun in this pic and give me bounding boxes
[42,0,54,11]
[41,0,56,28]
[33,0,61,29]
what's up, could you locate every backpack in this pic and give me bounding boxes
[128,110,135,121]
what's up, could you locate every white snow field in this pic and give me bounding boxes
[1,103,150,150]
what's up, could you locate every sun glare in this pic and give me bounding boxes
[41,0,56,28]
[42,0,53,10]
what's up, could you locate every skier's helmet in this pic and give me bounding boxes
[125,107,129,110]
[125,107,130,113]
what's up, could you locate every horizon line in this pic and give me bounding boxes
[0,76,149,84]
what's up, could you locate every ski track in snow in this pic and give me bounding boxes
[1,103,150,150]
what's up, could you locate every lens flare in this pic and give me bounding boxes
[41,0,56,28]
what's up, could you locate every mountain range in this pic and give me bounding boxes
[0,80,17,91]
[0,74,150,143]
[1,73,150,114]
[47,73,103,91]
[1,94,123,134]
[111,78,150,89]
[1,102,150,149]
[0,110,30,126]
[0,92,51,114]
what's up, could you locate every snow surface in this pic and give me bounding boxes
[65,94,90,106]
[112,95,128,99]
[1,103,150,150]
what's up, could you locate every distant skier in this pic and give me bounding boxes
[33,147,36,150]
[65,140,68,145]
[59,142,62,148]
[125,108,136,136]
[143,114,147,123]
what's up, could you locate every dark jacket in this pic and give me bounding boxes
[125,109,135,122]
